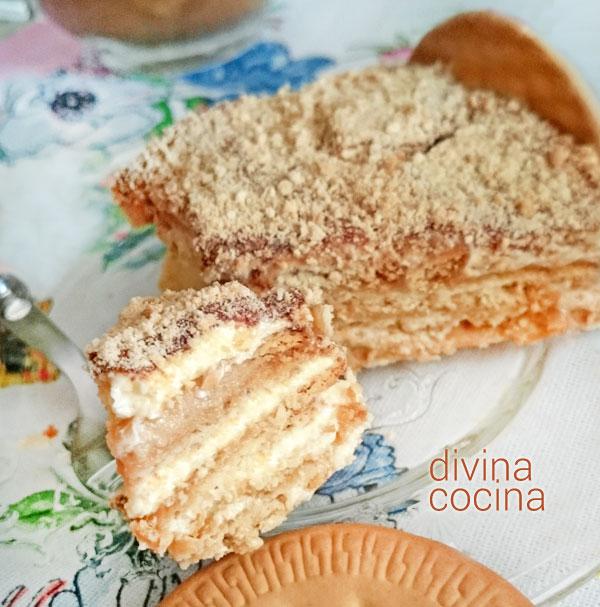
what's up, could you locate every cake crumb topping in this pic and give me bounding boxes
[113,62,600,285]
[86,282,306,375]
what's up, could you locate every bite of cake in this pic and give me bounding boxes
[86,282,369,567]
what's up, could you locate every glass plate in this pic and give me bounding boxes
[51,258,600,605]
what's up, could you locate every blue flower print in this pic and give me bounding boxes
[317,433,401,497]
[182,41,334,98]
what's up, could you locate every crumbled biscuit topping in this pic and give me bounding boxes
[86,282,305,375]
[113,63,600,282]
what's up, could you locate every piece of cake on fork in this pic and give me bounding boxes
[112,13,600,369]
[86,282,369,567]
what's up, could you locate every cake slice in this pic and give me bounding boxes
[112,10,600,370]
[113,56,600,368]
[86,282,369,567]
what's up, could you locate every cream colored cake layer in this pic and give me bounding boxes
[133,380,366,565]
[107,329,338,460]
[336,266,600,367]
[159,244,600,368]
[123,355,336,517]
[157,458,330,566]
[108,320,284,419]
[167,440,361,566]
[341,301,600,369]
[159,381,356,537]
[332,263,600,324]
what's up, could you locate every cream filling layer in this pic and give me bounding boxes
[164,379,366,535]
[166,403,337,535]
[109,320,285,419]
[165,435,366,566]
[125,355,336,517]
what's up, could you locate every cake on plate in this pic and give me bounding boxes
[112,14,600,369]
[86,282,369,567]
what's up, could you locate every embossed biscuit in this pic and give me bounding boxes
[410,10,600,146]
[160,523,532,606]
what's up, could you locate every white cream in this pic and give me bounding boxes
[165,399,342,532]
[125,356,335,517]
[110,320,284,419]
[161,378,370,554]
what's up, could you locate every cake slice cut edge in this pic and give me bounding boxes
[86,282,370,567]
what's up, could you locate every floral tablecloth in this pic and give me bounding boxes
[1,1,600,605]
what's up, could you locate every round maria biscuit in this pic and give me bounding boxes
[160,523,532,606]
[410,10,600,146]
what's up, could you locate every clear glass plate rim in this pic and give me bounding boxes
[280,340,549,526]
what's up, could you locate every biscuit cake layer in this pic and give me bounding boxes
[86,283,369,566]
[134,376,365,566]
[113,63,600,367]
[334,263,600,367]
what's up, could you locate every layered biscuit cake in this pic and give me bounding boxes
[86,282,369,566]
[113,62,600,368]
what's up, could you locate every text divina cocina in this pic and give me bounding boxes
[428,448,544,512]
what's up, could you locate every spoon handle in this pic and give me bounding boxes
[0,274,104,422]
[0,274,86,372]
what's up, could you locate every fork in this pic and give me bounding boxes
[0,274,121,500]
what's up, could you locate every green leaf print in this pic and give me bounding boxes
[148,99,174,138]
[148,96,208,138]
[95,94,207,271]
[0,489,108,530]
[102,226,156,269]
[184,96,209,110]
[123,242,166,270]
